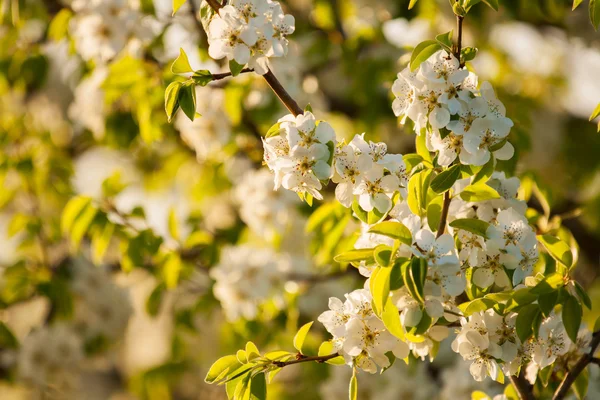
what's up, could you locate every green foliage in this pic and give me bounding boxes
[410,41,441,71]
[368,221,412,245]
[293,322,313,354]
[449,218,491,238]
[430,164,461,194]
[562,294,582,342]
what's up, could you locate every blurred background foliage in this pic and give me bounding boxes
[0,0,599,399]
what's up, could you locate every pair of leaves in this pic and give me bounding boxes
[165,81,197,122]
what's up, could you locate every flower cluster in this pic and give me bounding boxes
[452,310,581,383]
[207,0,295,75]
[210,245,291,321]
[392,51,514,166]
[262,111,335,200]
[70,259,133,341]
[318,288,409,373]
[69,0,154,63]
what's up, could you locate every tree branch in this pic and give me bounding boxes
[273,353,339,367]
[436,191,451,238]
[455,15,464,64]
[552,331,600,400]
[212,68,254,80]
[509,372,535,400]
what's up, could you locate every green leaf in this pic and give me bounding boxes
[374,245,393,267]
[293,321,314,354]
[368,221,412,246]
[70,202,98,250]
[408,0,419,9]
[410,40,441,71]
[168,208,179,241]
[250,373,267,400]
[537,235,573,268]
[91,222,114,264]
[435,30,453,53]
[61,196,92,234]
[163,253,182,289]
[318,341,345,365]
[574,282,592,309]
[229,59,245,76]
[171,48,193,74]
[590,0,600,30]
[530,273,565,295]
[408,169,433,216]
[403,153,423,171]
[245,341,260,361]
[573,0,583,10]
[516,304,540,343]
[146,283,165,317]
[349,369,358,400]
[472,156,495,185]
[165,81,182,122]
[0,322,18,349]
[458,298,496,316]
[178,82,197,121]
[173,0,187,15]
[482,0,499,11]
[382,298,405,340]
[402,258,426,303]
[334,248,375,265]
[192,70,214,86]
[537,290,558,317]
[539,365,552,387]
[48,8,73,41]
[461,47,478,62]
[590,103,600,121]
[562,295,582,343]
[449,218,491,238]
[460,183,500,202]
[471,391,491,400]
[431,165,462,194]
[205,355,241,383]
[573,367,589,400]
[372,265,392,314]
[427,195,444,232]
[265,122,283,138]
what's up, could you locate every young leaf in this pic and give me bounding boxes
[192,70,214,86]
[449,218,491,238]
[368,221,412,245]
[334,248,375,265]
[146,283,165,317]
[374,245,393,267]
[562,295,582,343]
[435,30,453,53]
[408,0,419,10]
[591,0,600,30]
[165,81,182,122]
[427,195,444,232]
[573,367,589,400]
[382,298,405,340]
[265,122,283,138]
[172,0,187,16]
[61,196,92,234]
[171,48,194,74]
[482,0,499,11]
[410,40,441,71]
[516,304,540,343]
[205,355,241,383]
[461,47,478,62]
[471,156,495,185]
[407,169,433,216]
[589,102,600,121]
[372,265,392,314]
[573,0,583,10]
[458,298,495,316]
[293,321,314,354]
[250,373,267,400]
[349,368,358,400]
[0,322,18,349]
[168,208,179,241]
[178,82,197,121]
[229,59,245,76]
[537,235,573,268]
[430,164,461,194]
[460,183,500,202]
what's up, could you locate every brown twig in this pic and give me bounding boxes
[509,372,535,400]
[436,191,451,238]
[552,331,600,400]
[211,68,254,80]
[273,353,339,367]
